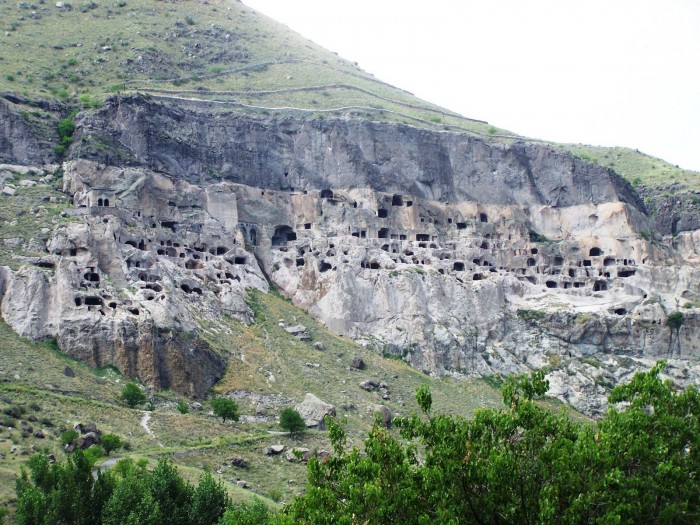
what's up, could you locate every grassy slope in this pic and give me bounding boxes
[0,288,508,508]
[0,168,74,269]
[1,0,697,189]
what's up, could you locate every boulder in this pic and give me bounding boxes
[285,447,311,463]
[350,355,365,370]
[286,325,310,341]
[2,186,16,196]
[359,380,379,391]
[63,366,75,377]
[229,457,247,468]
[77,432,100,449]
[262,444,285,455]
[236,480,249,488]
[375,405,393,428]
[33,430,45,439]
[294,393,336,427]
[313,341,325,351]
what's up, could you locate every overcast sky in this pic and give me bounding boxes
[243,0,700,172]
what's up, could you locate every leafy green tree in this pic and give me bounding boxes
[61,429,79,446]
[284,362,700,524]
[210,397,239,423]
[15,450,110,525]
[120,382,146,408]
[150,458,193,525]
[219,498,274,525]
[100,434,124,456]
[279,408,306,436]
[189,471,230,525]
[103,469,161,525]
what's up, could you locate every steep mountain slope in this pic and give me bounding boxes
[1,0,699,420]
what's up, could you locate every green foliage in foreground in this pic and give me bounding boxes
[285,362,699,524]
[15,455,230,525]
[14,362,699,524]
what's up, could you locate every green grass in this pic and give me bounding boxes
[0,170,75,269]
[0,0,498,137]
[1,0,696,184]
[558,144,700,190]
[0,288,508,510]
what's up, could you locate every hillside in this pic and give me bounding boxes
[1,0,698,188]
[0,290,506,509]
[1,0,700,517]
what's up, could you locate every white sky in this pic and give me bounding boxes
[243,0,700,172]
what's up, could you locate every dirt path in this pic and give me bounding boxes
[140,411,163,448]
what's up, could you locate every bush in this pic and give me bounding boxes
[54,110,78,156]
[176,400,189,414]
[100,434,124,455]
[667,311,684,330]
[210,398,239,423]
[279,408,306,436]
[61,429,79,446]
[120,382,146,408]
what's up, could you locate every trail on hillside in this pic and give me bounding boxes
[141,411,164,448]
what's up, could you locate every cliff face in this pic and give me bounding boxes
[74,95,644,210]
[0,95,699,414]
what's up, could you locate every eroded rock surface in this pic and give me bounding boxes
[1,96,699,414]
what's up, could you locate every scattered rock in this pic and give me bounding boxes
[349,356,365,370]
[285,447,311,463]
[305,362,320,368]
[190,402,203,410]
[286,325,310,341]
[47,453,56,464]
[77,431,100,449]
[10,446,18,454]
[27,415,38,422]
[19,179,37,187]
[375,405,393,428]
[236,480,249,488]
[262,444,285,455]
[313,341,325,351]
[359,380,379,391]
[229,457,247,468]
[33,430,45,439]
[63,366,75,377]
[295,393,336,427]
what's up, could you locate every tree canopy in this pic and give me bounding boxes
[284,362,700,524]
[120,382,146,408]
[279,408,306,436]
[210,398,240,424]
[13,362,699,524]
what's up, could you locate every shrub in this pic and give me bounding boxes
[667,311,683,330]
[101,433,124,455]
[279,408,306,436]
[516,309,546,322]
[210,398,239,423]
[61,429,79,446]
[54,110,78,156]
[176,400,189,414]
[120,382,146,408]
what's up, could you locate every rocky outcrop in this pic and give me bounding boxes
[73,95,642,211]
[0,95,61,166]
[1,94,700,414]
[294,393,336,427]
